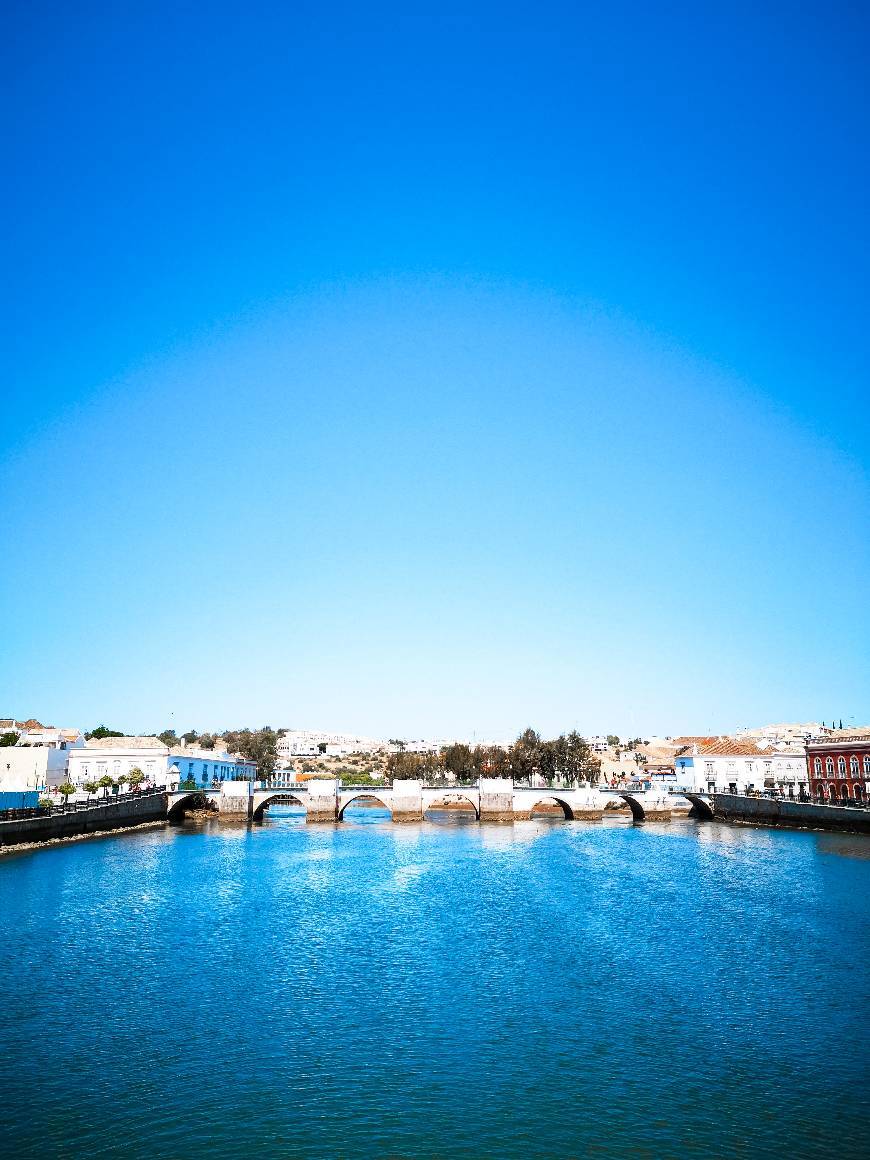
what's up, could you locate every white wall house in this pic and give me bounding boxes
[67,737,171,789]
[674,740,808,796]
[67,738,258,791]
[277,730,384,758]
[1,747,66,793]
[0,726,86,791]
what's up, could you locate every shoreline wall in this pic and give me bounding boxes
[714,793,870,834]
[0,794,167,847]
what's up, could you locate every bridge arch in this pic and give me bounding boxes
[338,794,392,821]
[618,793,647,822]
[424,794,480,820]
[253,793,307,822]
[684,793,715,820]
[528,796,575,820]
[167,792,215,822]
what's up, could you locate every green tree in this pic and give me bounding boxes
[198,733,216,750]
[127,767,144,790]
[509,728,541,784]
[182,730,199,745]
[472,744,510,779]
[97,774,115,796]
[58,781,76,802]
[387,750,440,781]
[538,738,561,786]
[235,728,278,781]
[563,731,601,786]
[0,732,17,747]
[82,780,99,799]
[116,771,128,792]
[441,743,475,784]
[606,734,620,748]
[222,729,251,755]
[158,729,178,748]
[85,725,124,740]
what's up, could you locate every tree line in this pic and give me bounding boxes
[386,728,601,787]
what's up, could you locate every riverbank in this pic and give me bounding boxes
[0,819,167,857]
[713,792,870,835]
[0,790,167,849]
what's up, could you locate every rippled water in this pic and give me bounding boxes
[1,809,868,1158]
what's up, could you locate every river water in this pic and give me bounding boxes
[1,809,867,1158]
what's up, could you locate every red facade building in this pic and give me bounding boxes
[806,732,870,803]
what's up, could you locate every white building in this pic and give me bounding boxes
[1,748,62,793]
[736,722,828,746]
[277,730,384,758]
[674,739,808,796]
[68,737,171,788]
[67,737,258,790]
[0,725,85,791]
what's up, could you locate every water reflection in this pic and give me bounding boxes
[1,812,867,1160]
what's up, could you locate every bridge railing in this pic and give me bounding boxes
[0,789,165,821]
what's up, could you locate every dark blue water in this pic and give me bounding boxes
[1,810,867,1158]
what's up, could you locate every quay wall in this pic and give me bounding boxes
[714,794,870,835]
[0,794,167,847]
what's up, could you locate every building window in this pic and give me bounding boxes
[826,758,834,775]
[814,758,821,774]
[864,756,870,777]
[838,757,846,778]
[850,756,859,776]
[188,762,194,774]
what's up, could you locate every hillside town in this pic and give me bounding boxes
[1,717,868,808]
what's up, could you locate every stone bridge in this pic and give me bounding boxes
[168,780,706,824]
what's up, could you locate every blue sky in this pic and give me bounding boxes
[2,0,868,740]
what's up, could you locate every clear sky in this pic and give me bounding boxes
[3,0,868,741]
